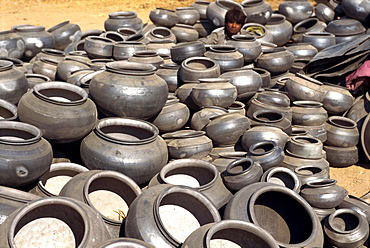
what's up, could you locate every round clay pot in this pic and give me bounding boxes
[249,140,285,171]
[324,116,359,148]
[0,60,28,105]
[260,166,301,193]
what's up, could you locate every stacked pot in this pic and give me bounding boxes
[1,0,370,247]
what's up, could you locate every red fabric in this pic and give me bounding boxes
[346,60,370,90]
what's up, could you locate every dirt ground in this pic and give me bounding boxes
[1,0,370,198]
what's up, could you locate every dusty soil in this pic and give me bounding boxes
[1,0,370,198]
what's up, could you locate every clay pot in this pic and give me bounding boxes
[179,56,221,83]
[249,140,285,171]
[176,7,200,25]
[324,209,369,248]
[287,135,323,159]
[302,32,336,51]
[0,30,26,59]
[48,20,81,51]
[300,178,347,209]
[241,0,273,25]
[25,73,51,89]
[252,68,271,88]
[284,74,326,102]
[56,56,91,82]
[325,19,366,44]
[194,19,215,37]
[182,220,280,248]
[163,130,212,159]
[0,99,17,121]
[211,151,248,172]
[285,42,318,61]
[112,41,145,60]
[190,106,228,131]
[222,157,263,192]
[125,184,221,247]
[146,39,175,58]
[128,50,164,70]
[145,26,177,43]
[155,64,180,92]
[93,238,155,248]
[0,60,28,105]
[338,195,370,224]
[242,126,290,150]
[14,25,55,61]
[291,101,328,126]
[292,123,327,142]
[260,166,301,193]
[255,47,294,76]
[104,11,143,32]
[294,165,330,186]
[224,182,324,247]
[321,83,354,115]
[29,162,89,197]
[341,0,370,23]
[247,98,292,123]
[324,116,359,147]
[170,41,206,65]
[315,3,335,23]
[80,117,168,186]
[227,101,246,115]
[191,0,211,19]
[0,121,52,187]
[265,13,293,46]
[171,24,199,42]
[32,57,59,80]
[291,18,327,43]
[324,145,359,167]
[0,196,111,247]
[204,45,244,73]
[89,61,168,120]
[227,34,262,64]
[174,83,199,110]
[18,82,97,143]
[59,170,142,238]
[206,0,244,27]
[250,109,292,134]
[278,0,314,24]
[149,8,179,28]
[84,36,114,59]
[191,78,237,108]
[219,68,262,101]
[149,158,232,209]
[0,186,40,225]
[205,112,250,147]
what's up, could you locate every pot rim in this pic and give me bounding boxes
[0,121,43,145]
[327,208,364,234]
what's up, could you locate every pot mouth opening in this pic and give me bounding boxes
[154,185,220,245]
[266,14,285,24]
[293,100,322,108]
[291,135,321,145]
[9,197,88,248]
[0,59,14,71]
[327,210,362,234]
[33,82,87,105]
[184,57,217,70]
[294,166,323,176]
[306,178,336,187]
[328,116,357,129]
[249,141,276,155]
[226,157,254,175]
[0,100,17,121]
[84,171,140,224]
[95,117,158,145]
[216,0,242,10]
[0,121,42,145]
[160,159,217,189]
[109,11,137,19]
[253,111,284,123]
[151,27,171,38]
[249,186,316,246]
[106,61,156,75]
[293,18,319,32]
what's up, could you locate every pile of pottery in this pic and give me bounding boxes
[1,0,370,247]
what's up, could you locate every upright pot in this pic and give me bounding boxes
[324,116,359,147]
[0,60,28,105]
[80,117,168,186]
[47,20,82,51]
[89,61,168,120]
[0,121,53,188]
[227,34,262,64]
[204,45,244,73]
[18,82,97,143]
[104,11,143,32]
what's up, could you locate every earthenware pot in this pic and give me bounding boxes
[18,81,97,143]
[48,20,81,51]
[242,126,290,150]
[89,61,168,120]
[128,50,164,70]
[265,13,292,46]
[323,145,359,167]
[227,34,262,64]
[190,106,228,131]
[291,18,327,42]
[294,165,330,186]
[59,170,142,238]
[0,30,25,59]
[302,32,336,51]
[125,184,221,247]
[191,0,211,19]
[179,56,221,83]
[321,83,354,115]
[171,24,199,42]
[222,157,263,191]
[325,116,359,147]
[0,60,28,105]
[291,101,328,126]
[241,0,273,24]
[176,7,200,25]
[278,0,313,24]
[300,178,347,208]
[149,8,179,28]
[260,166,301,193]
[104,11,143,32]
[255,47,294,76]
[249,140,285,171]
[206,0,244,27]
[112,41,146,60]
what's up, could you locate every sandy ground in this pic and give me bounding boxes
[1,0,370,198]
